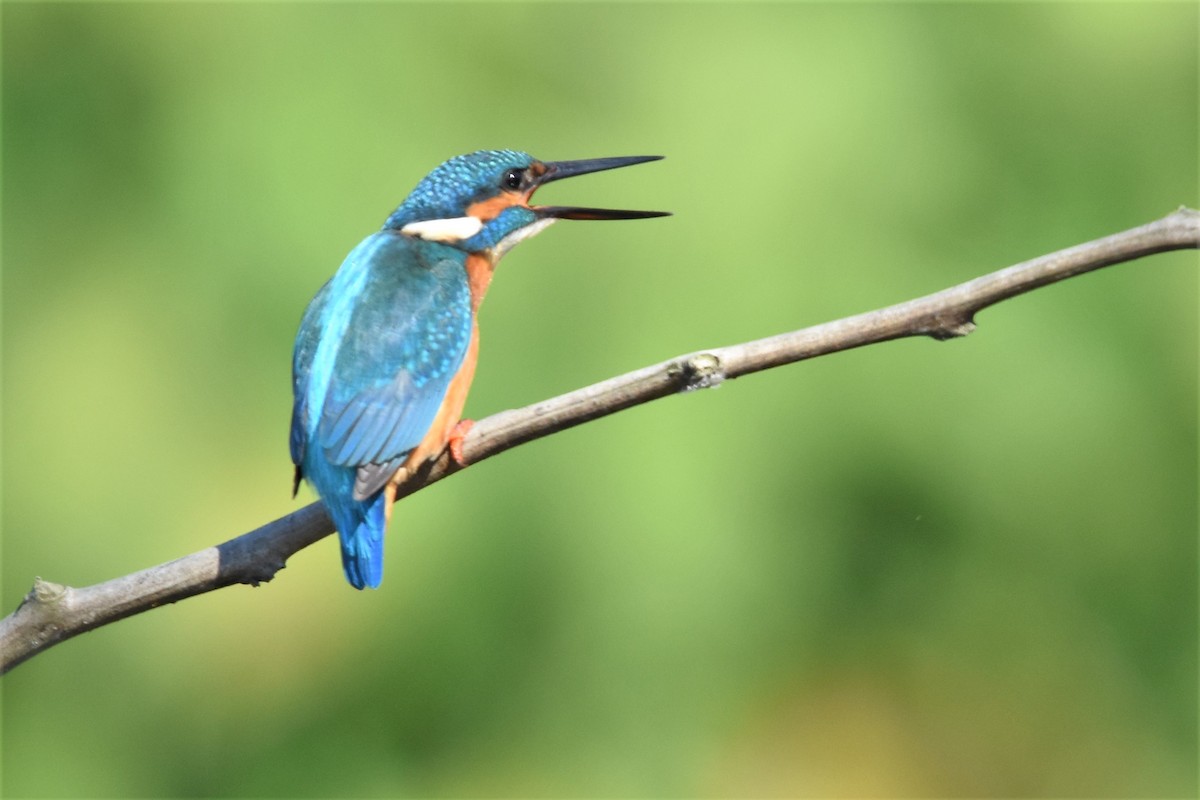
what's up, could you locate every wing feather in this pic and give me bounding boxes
[289,277,333,471]
[296,235,473,493]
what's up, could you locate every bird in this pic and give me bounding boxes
[290,150,668,589]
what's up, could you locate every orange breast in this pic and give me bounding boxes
[383,252,494,513]
[463,252,495,313]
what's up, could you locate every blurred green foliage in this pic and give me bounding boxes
[2,3,1196,797]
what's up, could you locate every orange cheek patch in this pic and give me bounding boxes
[466,191,525,222]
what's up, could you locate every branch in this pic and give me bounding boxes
[3,207,1197,674]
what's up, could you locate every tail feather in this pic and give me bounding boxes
[337,491,388,589]
[305,456,391,589]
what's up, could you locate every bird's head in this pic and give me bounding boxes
[385,150,667,257]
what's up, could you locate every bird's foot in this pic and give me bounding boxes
[448,419,475,467]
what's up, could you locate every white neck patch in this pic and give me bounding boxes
[493,217,558,259]
[400,216,483,243]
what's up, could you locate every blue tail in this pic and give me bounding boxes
[334,490,388,590]
[305,457,389,589]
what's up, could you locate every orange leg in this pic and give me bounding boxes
[447,418,475,467]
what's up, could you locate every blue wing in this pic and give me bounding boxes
[291,232,473,498]
[290,277,331,472]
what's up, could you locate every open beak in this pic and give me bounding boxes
[532,156,670,221]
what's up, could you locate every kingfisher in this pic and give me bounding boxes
[290,150,667,589]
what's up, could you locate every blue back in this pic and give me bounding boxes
[291,232,473,588]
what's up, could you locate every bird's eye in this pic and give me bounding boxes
[502,169,524,190]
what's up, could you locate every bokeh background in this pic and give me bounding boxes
[3,3,1196,797]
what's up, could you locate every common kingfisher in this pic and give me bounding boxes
[290,150,667,589]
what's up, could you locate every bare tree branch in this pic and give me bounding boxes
[3,207,1196,675]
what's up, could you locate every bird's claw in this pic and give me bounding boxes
[448,419,475,467]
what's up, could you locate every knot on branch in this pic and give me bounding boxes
[216,539,290,588]
[32,577,69,604]
[240,560,287,588]
[924,313,977,341]
[674,353,725,392]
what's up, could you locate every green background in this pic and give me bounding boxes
[3,2,1197,797]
